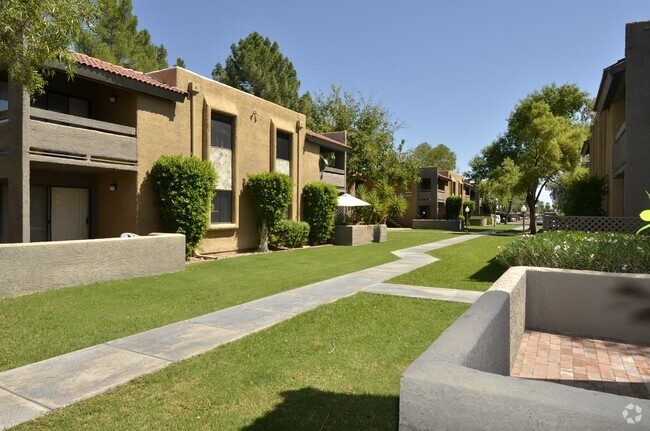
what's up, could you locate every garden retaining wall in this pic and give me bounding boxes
[330,224,387,246]
[0,233,186,299]
[400,267,650,430]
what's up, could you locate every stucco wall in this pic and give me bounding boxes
[399,267,650,431]
[149,68,311,253]
[0,233,185,299]
[412,219,462,231]
[330,224,387,246]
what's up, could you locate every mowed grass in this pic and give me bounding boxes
[16,294,470,431]
[0,230,459,372]
[388,234,517,291]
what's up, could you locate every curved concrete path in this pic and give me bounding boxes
[0,232,486,429]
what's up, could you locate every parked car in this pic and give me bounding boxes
[494,214,501,224]
[536,215,544,225]
[508,215,518,222]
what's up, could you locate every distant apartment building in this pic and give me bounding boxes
[0,54,348,252]
[583,21,650,217]
[398,167,479,227]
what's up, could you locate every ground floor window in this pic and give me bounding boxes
[211,190,232,223]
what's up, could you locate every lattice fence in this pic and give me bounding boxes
[543,216,645,234]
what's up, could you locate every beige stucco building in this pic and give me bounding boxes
[584,21,650,217]
[398,167,479,227]
[0,54,348,252]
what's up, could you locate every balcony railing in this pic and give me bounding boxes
[321,167,346,190]
[29,108,137,168]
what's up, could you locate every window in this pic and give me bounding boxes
[31,91,90,118]
[211,114,232,149]
[420,178,431,190]
[277,131,291,160]
[0,79,8,112]
[211,190,232,223]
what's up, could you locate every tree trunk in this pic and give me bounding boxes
[527,191,537,235]
[258,221,269,252]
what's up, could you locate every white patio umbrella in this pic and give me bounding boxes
[337,193,370,207]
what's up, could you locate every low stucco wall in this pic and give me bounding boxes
[400,267,650,431]
[330,224,387,246]
[0,233,185,299]
[412,219,462,231]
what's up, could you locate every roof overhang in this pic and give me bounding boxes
[306,130,350,152]
[595,59,625,112]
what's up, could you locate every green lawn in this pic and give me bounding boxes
[388,234,517,291]
[0,230,459,372]
[16,294,469,431]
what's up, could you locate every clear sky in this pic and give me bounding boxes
[133,0,648,200]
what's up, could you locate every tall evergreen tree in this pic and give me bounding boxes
[74,0,168,72]
[212,32,301,109]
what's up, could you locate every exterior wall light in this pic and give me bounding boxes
[109,183,117,192]
[109,95,117,103]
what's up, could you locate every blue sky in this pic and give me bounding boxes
[133,0,647,200]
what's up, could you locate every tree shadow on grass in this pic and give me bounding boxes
[468,257,509,283]
[242,387,398,431]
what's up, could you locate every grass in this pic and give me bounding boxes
[0,230,459,372]
[15,294,470,430]
[388,233,517,291]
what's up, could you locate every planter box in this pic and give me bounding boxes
[412,219,463,231]
[469,217,488,226]
[330,224,387,246]
[400,267,650,430]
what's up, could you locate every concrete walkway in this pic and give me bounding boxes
[0,233,485,429]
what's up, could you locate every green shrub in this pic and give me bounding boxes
[562,174,606,216]
[302,182,338,245]
[462,200,475,217]
[496,231,650,273]
[246,172,293,252]
[355,179,408,224]
[270,219,310,248]
[445,196,462,219]
[481,200,494,215]
[151,155,217,257]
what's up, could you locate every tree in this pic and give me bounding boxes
[174,57,186,68]
[0,0,96,96]
[245,172,292,252]
[481,157,522,223]
[411,142,457,170]
[310,85,419,190]
[212,32,301,110]
[561,173,606,216]
[469,83,591,234]
[75,0,168,72]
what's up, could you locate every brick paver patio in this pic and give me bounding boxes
[512,330,650,400]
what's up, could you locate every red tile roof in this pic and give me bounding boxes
[305,129,350,149]
[73,52,186,96]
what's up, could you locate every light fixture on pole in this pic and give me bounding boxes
[521,205,527,234]
[465,205,470,230]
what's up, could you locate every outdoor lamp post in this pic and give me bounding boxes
[521,205,527,234]
[465,205,470,230]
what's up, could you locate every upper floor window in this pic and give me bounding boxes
[211,113,233,149]
[32,90,89,118]
[420,178,431,190]
[277,131,291,161]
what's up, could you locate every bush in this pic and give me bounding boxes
[246,172,293,252]
[270,220,310,248]
[481,201,494,215]
[496,231,650,273]
[462,200,475,217]
[302,182,338,245]
[445,196,462,219]
[355,179,408,224]
[562,174,606,216]
[151,155,217,257]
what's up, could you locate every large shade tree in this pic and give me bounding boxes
[470,83,591,234]
[0,0,96,96]
[309,85,419,190]
[213,32,302,110]
[411,142,457,170]
[74,0,168,72]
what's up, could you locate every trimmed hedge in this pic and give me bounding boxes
[270,220,310,248]
[462,200,475,218]
[496,231,650,274]
[302,182,338,245]
[151,155,216,257]
[246,172,293,252]
[445,196,462,219]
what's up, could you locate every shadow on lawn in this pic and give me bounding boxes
[469,257,508,283]
[242,387,398,431]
